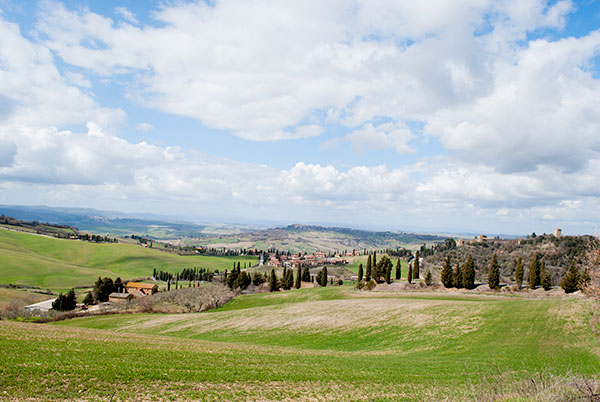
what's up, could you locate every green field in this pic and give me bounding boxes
[0,228,257,292]
[0,286,597,401]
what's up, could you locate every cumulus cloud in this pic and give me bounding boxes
[1,1,600,232]
[31,0,578,144]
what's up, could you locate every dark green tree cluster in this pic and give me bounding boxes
[372,255,393,283]
[52,288,77,311]
[281,267,294,290]
[488,254,500,291]
[316,266,328,287]
[560,261,582,293]
[93,277,115,303]
[252,271,266,286]
[226,263,251,290]
[441,255,475,289]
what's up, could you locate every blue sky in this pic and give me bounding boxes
[0,0,599,235]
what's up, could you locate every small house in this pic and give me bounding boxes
[24,299,55,312]
[109,292,134,302]
[125,282,158,296]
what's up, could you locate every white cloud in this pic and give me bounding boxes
[31,0,577,144]
[136,122,153,132]
[344,122,415,155]
[114,6,138,25]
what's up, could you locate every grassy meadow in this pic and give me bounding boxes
[0,286,597,401]
[0,228,257,293]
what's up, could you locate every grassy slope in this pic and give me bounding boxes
[0,229,256,292]
[3,287,590,400]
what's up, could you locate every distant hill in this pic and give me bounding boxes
[195,223,448,253]
[0,205,257,239]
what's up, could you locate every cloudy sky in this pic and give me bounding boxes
[0,0,599,235]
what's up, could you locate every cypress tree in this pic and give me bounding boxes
[528,254,541,289]
[295,266,301,289]
[542,270,552,291]
[358,263,363,282]
[269,269,279,292]
[407,263,413,284]
[385,262,392,284]
[425,271,432,286]
[580,267,591,291]
[365,255,372,282]
[395,258,401,280]
[413,251,420,279]
[301,265,310,282]
[560,261,580,293]
[372,251,377,271]
[82,291,94,305]
[453,261,463,289]
[488,254,500,291]
[440,255,454,288]
[515,256,524,288]
[462,255,476,290]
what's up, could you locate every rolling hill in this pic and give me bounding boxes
[1,286,597,401]
[0,228,257,293]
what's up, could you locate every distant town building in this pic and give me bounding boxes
[554,228,562,238]
[125,282,158,296]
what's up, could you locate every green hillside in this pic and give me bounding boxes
[0,229,256,292]
[2,287,588,401]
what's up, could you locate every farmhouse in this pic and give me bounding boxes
[24,298,55,312]
[125,282,158,296]
[109,292,134,302]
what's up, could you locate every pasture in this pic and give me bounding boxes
[0,286,597,401]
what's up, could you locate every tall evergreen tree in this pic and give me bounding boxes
[269,269,279,292]
[440,255,454,288]
[453,261,463,289]
[462,255,476,290]
[114,277,123,293]
[560,261,580,293]
[425,271,433,286]
[528,254,541,289]
[357,263,363,282]
[488,254,500,291]
[413,251,420,280]
[372,251,377,271]
[514,256,524,288]
[385,261,392,284]
[407,263,413,284]
[365,255,372,282]
[395,258,401,280]
[295,266,301,289]
[580,267,591,291]
[301,265,310,282]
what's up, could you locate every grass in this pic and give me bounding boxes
[1,287,588,401]
[0,228,257,292]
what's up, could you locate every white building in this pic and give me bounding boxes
[24,298,55,312]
